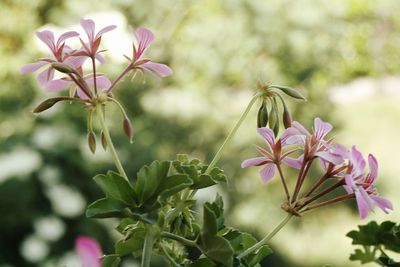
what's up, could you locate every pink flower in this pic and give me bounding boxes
[288,117,345,166]
[127,27,172,79]
[20,30,83,87]
[75,236,102,267]
[343,147,393,219]
[75,19,116,63]
[241,127,299,182]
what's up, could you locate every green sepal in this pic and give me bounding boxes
[86,197,125,218]
[93,171,136,206]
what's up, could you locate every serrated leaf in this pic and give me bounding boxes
[102,254,121,267]
[135,161,171,205]
[86,198,125,218]
[156,174,193,200]
[349,248,376,264]
[93,171,136,206]
[198,235,234,267]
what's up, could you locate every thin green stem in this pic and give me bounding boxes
[237,213,293,259]
[276,163,290,202]
[95,104,128,179]
[141,226,156,267]
[205,92,262,174]
[161,232,198,248]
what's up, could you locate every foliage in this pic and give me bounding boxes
[347,221,400,266]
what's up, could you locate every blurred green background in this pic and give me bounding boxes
[1,0,400,266]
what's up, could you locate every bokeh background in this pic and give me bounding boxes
[1,0,400,266]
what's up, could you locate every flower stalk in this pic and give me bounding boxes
[95,104,128,180]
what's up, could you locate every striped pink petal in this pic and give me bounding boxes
[44,79,72,92]
[80,19,96,43]
[259,163,276,183]
[36,30,56,53]
[135,27,154,59]
[37,67,54,86]
[241,157,268,168]
[95,25,117,39]
[56,31,79,47]
[20,61,48,74]
[368,154,378,182]
[257,127,275,150]
[370,195,393,213]
[86,75,111,89]
[314,117,333,140]
[75,236,102,267]
[142,61,172,77]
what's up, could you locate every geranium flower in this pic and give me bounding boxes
[288,117,345,166]
[343,147,393,219]
[241,127,300,182]
[75,236,102,267]
[76,18,116,63]
[20,30,83,88]
[126,27,172,79]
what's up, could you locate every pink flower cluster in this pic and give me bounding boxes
[20,19,172,98]
[242,117,392,219]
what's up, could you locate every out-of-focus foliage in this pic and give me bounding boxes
[1,0,400,266]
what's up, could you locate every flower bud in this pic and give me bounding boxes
[282,103,292,129]
[123,117,134,143]
[257,100,269,128]
[269,98,280,136]
[100,130,107,150]
[51,62,75,74]
[33,96,74,113]
[270,85,306,100]
[87,131,96,154]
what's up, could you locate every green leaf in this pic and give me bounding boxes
[115,228,146,256]
[202,204,218,236]
[244,246,272,267]
[135,161,170,205]
[190,258,216,267]
[349,248,376,264]
[378,256,400,267]
[86,198,125,218]
[102,254,121,267]
[156,174,193,201]
[93,171,136,205]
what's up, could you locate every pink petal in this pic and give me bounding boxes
[81,19,96,43]
[285,134,305,145]
[257,127,275,150]
[368,154,378,182]
[355,190,372,219]
[20,61,48,74]
[36,30,56,53]
[64,55,87,68]
[95,25,117,39]
[37,67,54,86]
[44,79,72,92]
[280,127,301,146]
[75,236,102,267]
[350,146,366,176]
[259,163,276,183]
[344,174,356,189]
[85,75,111,89]
[314,117,333,140]
[282,155,303,169]
[56,31,79,47]
[370,195,393,213]
[95,53,106,64]
[135,27,154,59]
[241,157,268,168]
[141,61,172,77]
[315,151,344,165]
[77,88,91,100]
[292,121,310,136]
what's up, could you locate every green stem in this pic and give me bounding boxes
[161,232,198,248]
[141,226,156,267]
[237,213,293,259]
[205,92,262,174]
[95,104,128,180]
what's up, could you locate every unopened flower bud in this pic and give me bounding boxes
[87,131,96,154]
[257,100,269,128]
[282,103,292,129]
[123,117,134,143]
[269,99,280,136]
[51,62,75,74]
[271,85,306,100]
[100,130,107,150]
